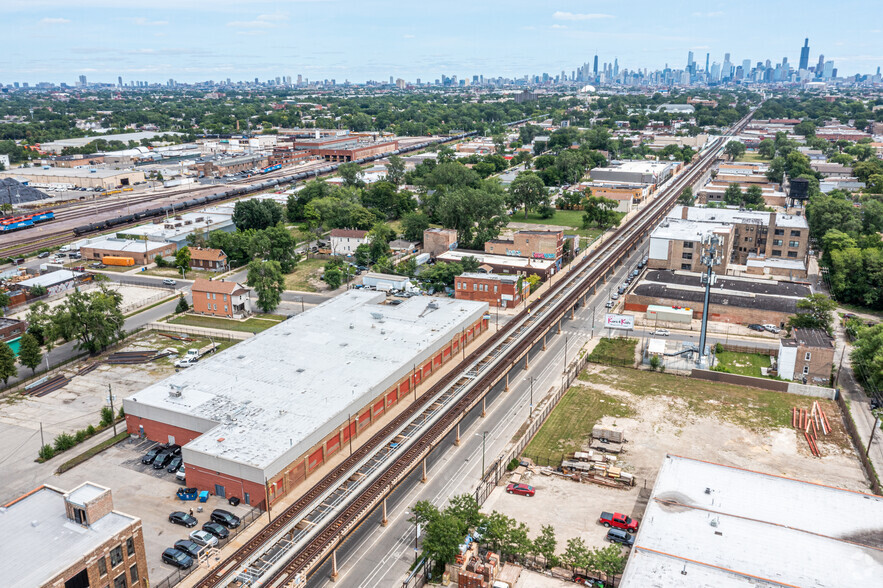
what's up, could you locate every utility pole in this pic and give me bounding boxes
[869,417,880,457]
[478,431,488,476]
[529,376,535,417]
[107,385,117,436]
[697,235,721,366]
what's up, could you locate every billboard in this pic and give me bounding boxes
[604,313,635,330]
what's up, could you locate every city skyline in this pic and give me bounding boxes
[2,0,882,84]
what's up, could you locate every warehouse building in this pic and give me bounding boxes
[622,454,883,587]
[436,250,558,280]
[123,291,489,508]
[39,131,183,154]
[0,167,146,190]
[116,212,235,249]
[589,160,678,185]
[0,482,148,588]
[80,238,175,265]
[194,154,269,177]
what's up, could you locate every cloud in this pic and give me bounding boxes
[553,11,613,21]
[551,24,567,29]
[131,17,168,26]
[227,13,288,29]
[691,11,724,17]
[39,17,70,24]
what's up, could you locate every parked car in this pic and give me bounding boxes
[611,293,619,300]
[161,548,193,569]
[747,324,766,332]
[210,509,241,528]
[174,539,203,558]
[202,521,230,540]
[505,483,535,497]
[141,446,165,465]
[90,262,106,269]
[190,529,219,548]
[762,324,781,334]
[599,511,638,532]
[166,456,182,473]
[176,464,187,482]
[649,329,670,336]
[631,269,640,277]
[169,511,198,528]
[152,450,174,469]
[605,301,614,309]
[73,266,86,271]
[37,251,50,258]
[166,444,182,455]
[174,358,197,369]
[163,278,177,286]
[606,528,635,546]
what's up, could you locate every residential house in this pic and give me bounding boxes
[189,248,228,272]
[191,278,251,318]
[330,229,369,256]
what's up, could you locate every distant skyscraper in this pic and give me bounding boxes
[117,76,123,87]
[705,53,710,73]
[593,55,598,75]
[722,53,732,80]
[613,58,619,77]
[823,60,834,80]
[78,75,87,87]
[799,38,810,71]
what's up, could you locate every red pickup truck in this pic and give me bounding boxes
[599,511,638,532]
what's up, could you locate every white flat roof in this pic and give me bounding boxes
[0,167,139,179]
[437,250,556,270]
[593,160,674,175]
[42,131,182,149]
[0,487,137,588]
[83,238,168,252]
[621,455,883,587]
[651,219,731,241]
[124,290,487,481]
[673,206,809,230]
[18,270,83,288]
[66,482,107,506]
[121,212,233,240]
[746,257,807,270]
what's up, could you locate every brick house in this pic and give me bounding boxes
[330,229,369,256]
[454,273,530,308]
[0,482,148,588]
[189,247,228,272]
[777,328,835,385]
[423,228,459,257]
[191,278,251,318]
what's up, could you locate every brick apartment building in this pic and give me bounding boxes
[191,278,251,318]
[485,230,563,264]
[454,272,530,308]
[0,317,27,343]
[0,482,148,588]
[189,247,228,271]
[423,228,459,257]
[647,219,734,273]
[580,182,652,213]
[777,328,835,385]
[330,229,369,255]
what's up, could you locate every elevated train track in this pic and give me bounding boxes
[188,111,754,587]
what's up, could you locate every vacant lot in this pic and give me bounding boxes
[508,209,607,241]
[714,351,772,377]
[586,337,637,367]
[285,258,327,292]
[168,313,286,333]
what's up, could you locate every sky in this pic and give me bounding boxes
[2,0,882,85]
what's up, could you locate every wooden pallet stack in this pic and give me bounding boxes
[792,401,832,458]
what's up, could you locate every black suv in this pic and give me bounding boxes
[210,509,241,528]
[141,446,165,465]
[606,528,635,546]
[202,521,230,540]
[152,450,175,469]
[747,323,766,332]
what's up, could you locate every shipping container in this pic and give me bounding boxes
[102,256,135,267]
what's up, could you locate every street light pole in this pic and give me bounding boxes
[529,377,534,417]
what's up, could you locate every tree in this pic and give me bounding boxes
[354,243,372,266]
[17,332,42,375]
[0,291,9,315]
[174,246,191,271]
[26,301,55,349]
[724,141,746,159]
[401,212,431,242]
[723,183,743,205]
[51,287,125,354]
[436,185,508,249]
[806,194,861,238]
[532,525,558,568]
[0,341,17,386]
[788,293,837,334]
[582,195,619,229]
[508,171,547,219]
[744,184,764,207]
[492,133,506,156]
[851,324,883,390]
[29,284,48,297]
[677,186,694,206]
[758,138,776,159]
[561,536,590,572]
[526,274,542,292]
[385,155,406,185]
[794,120,816,137]
[337,162,364,187]
[246,260,284,312]
[592,544,628,584]
[323,266,343,290]
[867,174,883,195]
[232,199,283,231]
[444,494,481,534]
[175,295,189,314]
[422,513,464,569]
[481,511,517,556]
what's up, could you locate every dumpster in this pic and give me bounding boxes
[198,490,209,503]
[177,487,198,501]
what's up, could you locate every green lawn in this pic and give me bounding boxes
[140,266,205,279]
[522,386,633,467]
[168,313,286,333]
[714,351,772,378]
[587,338,638,367]
[735,152,768,163]
[284,257,327,292]
[509,208,614,241]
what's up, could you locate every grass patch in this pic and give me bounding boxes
[55,432,129,474]
[714,351,771,378]
[587,338,637,367]
[580,366,805,432]
[735,152,767,163]
[523,386,633,467]
[284,257,326,292]
[168,313,286,333]
[509,209,611,241]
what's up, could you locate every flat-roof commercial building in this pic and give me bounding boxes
[423,228,459,257]
[698,181,786,208]
[484,230,564,265]
[0,482,148,588]
[0,167,146,190]
[116,212,235,249]
[621,454,883,588]
[18,269,86,295]
[312,140,399,162]
[455,272,529,308]
[80,238,175,265]
[648,219,734,274]
[579,181,653,213]
[436,250,558,280]
[194,154,270,177]
[123,291,489,509]
[590,160,678,185]
[39,131,183,154]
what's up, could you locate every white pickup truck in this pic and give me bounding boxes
[174,343,219,368]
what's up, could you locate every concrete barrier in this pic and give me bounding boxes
[691,369,837,399]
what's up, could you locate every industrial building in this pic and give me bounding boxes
[123,291,489,508]
[194,154,269,177]
[436,250,558,280]
[115,211,235,249]
[624,270,810,326]
[0,482,148,588]
[18,269,86,295]
[621,454,883,587]
[80,238,175,265]
[39,131,183,154]
[0,167,146,190]
[589,160,678,185]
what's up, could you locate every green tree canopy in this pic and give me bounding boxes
[787,293,837,334]
[18,332,42,375]
[0,341,17,386]
[246,259,284,312]
[232,199,283,231]
[50,287,125,354]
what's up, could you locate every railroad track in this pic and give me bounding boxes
[186,112,754,588]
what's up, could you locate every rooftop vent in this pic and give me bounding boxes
[168,384,184,398]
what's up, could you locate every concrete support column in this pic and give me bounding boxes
[542,335,547,351]
[455,422,460,446]
[571,307,575,320]
[381,497,388,527]
[421,458,427,483]
[482,396,486,418]
[557,322,562,334]
[331,549,339,581]
[505,371,509,392]
[525,353,530,370]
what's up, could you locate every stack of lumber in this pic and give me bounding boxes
[792,401,831,458]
